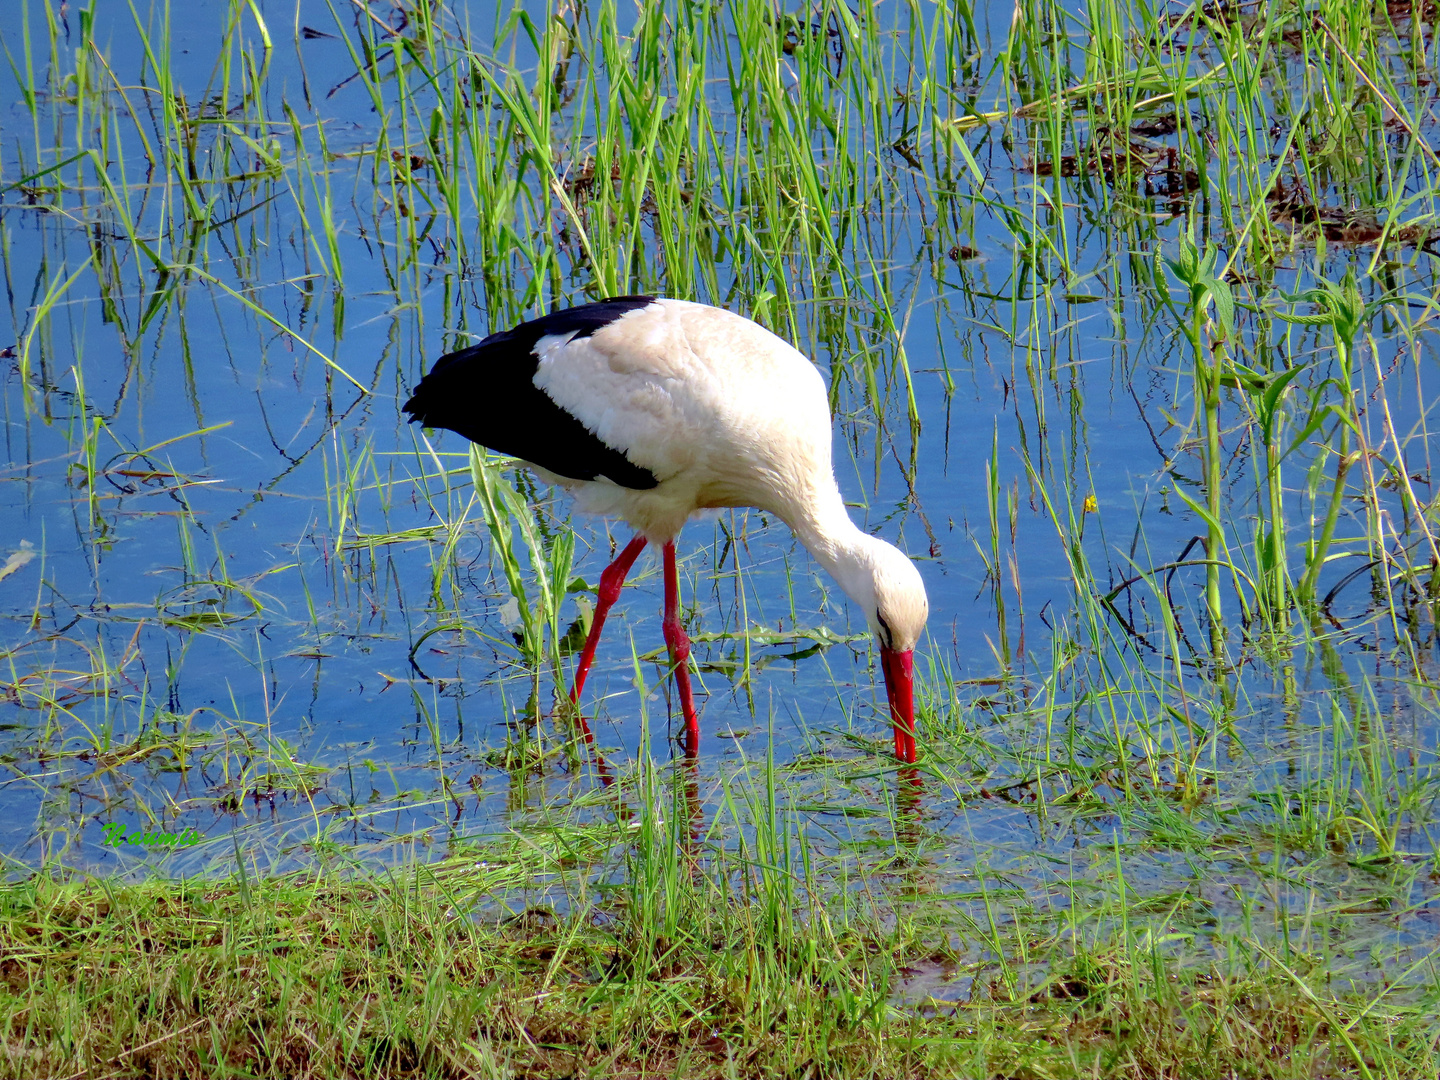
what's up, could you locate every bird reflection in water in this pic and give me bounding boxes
[892,766,928,863]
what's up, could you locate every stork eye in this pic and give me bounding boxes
[875,611,893,649]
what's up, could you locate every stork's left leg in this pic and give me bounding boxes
[566,535,647,770]
[661,540,700,756]
[570,534,648,706]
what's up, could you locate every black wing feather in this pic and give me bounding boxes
[402,296,660,490]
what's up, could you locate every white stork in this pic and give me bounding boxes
[403,297,928,762]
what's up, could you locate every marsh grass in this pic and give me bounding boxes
[3,832,1437,1079]
[2,0,1440,1074]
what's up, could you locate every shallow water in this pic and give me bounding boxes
[2,0,1438,983]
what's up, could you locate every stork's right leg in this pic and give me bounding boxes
[662,540,700,757]
[569,534,648,715]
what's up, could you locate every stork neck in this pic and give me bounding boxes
[779,483,877,610]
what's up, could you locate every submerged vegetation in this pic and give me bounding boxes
[1,0,1439,1074]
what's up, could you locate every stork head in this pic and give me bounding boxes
[864,540,928,654]
[833,536,928,763]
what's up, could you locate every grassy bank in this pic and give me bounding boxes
[5,862,1434,1079]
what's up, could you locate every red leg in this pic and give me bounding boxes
[662,540,700,757]
[570,534,647,709]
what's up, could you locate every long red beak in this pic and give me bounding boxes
[880,647,916,764]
